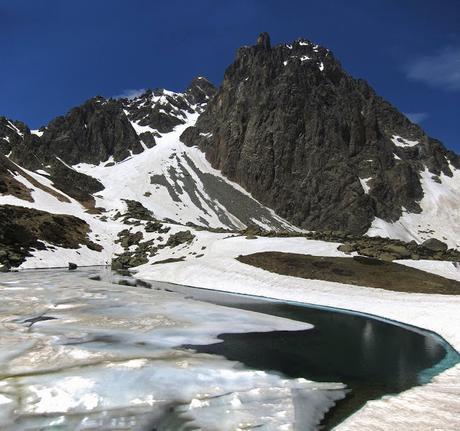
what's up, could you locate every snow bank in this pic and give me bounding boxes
[367,166,460,249]
[135,234,460,431]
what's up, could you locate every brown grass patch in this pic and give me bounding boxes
[237,252,460,295]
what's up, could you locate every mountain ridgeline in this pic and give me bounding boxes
[1,33,459,243]
[4,77,216,169]
[181,33,459,234]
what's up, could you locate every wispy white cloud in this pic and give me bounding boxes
[406,46,460,91]
[404,112,429,124]
[113,88,146,100]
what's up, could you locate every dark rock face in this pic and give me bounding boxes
[44,159,105,210]
[2,78,216,171]
[122,78,216,135]
[0,117,28,155]
[165,230,195,247]
[0,152,104,210]
[10,98,143,167]
[185,76,217,106]
[421,238,448,252]
[256,32,271,49]
[181,34,460,234]
[0,205,101,269]
[0,154,34,202]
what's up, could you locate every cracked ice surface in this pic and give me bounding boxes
[0,269,345,430]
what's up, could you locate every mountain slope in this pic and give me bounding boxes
[181,33,460,245]
[0,34,459,270]
[0,76,296,269]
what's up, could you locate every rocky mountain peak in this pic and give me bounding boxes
[181,35,459,234]
[185,76,216,106]
[256,32,271,49]
[4,78,216,169]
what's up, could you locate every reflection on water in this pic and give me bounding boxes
[0,268,345,430]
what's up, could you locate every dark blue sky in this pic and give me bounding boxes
[1,0,459,152]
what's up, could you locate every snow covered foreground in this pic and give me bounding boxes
[132,234,460,431]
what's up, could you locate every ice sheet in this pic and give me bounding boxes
[0,269,345,430]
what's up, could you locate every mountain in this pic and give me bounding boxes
[181,33,460,243]
[0,75,295,269]
[0,33,459,270]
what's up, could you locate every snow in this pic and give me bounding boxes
[391,135,419,148]
[0,164,127,267]
[359,177,372,194]
[337,363,460,431]
[393,153,401,160]
[127,118,157,136]
[5,120,23,137]
[74,110,293,231]
[31,129,44,137]
[367,166,460,248]
[319,62,325,71]
[396,259,460,281]
[133,233,460,431]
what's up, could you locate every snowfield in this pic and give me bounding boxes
[367,165,460,249]
[9,228,460,430]
[73,110,293,232]
[133,233,460,431]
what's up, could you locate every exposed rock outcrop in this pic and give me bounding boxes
[0,205,101,269]
[9,98,143,167]
[182,33,459,234]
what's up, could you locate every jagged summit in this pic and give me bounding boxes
[5,78,216,169]
[186,76,216,105]
[181,35,460,239]
[256,32,271,49]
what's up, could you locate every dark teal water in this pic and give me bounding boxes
[158,281,459,429]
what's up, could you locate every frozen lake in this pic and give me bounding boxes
[0,267,456,430]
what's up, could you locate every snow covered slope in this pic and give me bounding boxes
[0,84,296,270]
[74,108,293,231]
[1,76,460,272]
[367,165,460,249]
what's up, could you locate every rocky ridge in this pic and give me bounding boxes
[181,33,459,235]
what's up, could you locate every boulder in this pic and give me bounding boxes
[421,238,448,252]
[383,244,411,258]
[165,230,195,248]
[337,244,355,254]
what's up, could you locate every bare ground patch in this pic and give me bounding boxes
[237,252,460,295]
